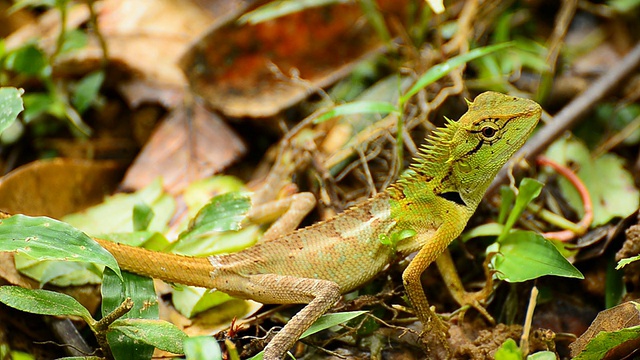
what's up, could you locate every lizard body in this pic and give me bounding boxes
[95,91,542,359]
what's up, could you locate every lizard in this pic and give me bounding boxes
[93,91,542,359]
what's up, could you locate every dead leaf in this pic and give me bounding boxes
[0,159,124,218]
[121,99,246,194]
[180,0,412,117]
[570,300,640,359]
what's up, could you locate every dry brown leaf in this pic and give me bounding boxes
[121,100,246,194]
[0,159,124,218]
[180,0,413,117]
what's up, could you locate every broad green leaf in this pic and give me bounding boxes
[247,311,367,360]
[184,336,222,360]
[491,230,583,282]
[0,87,24,134]
[14,256,102,287]
[573,324,640,360]
[172,285,234,318]
[499,178,543,241]
[103,269,158,360]
[109,319,187,355]
[63,178,175,235]
[546,137,639,226]
[400,42,512,104]
[4,44,50,77]
[494,338,522,360]
[0,215,121,278]
[22,92,65,122]
[0,286,94,325]
[314,101,398,124]
[72,70,104,114]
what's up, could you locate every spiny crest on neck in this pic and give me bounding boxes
[390,116,459,194]
[410,116,458,176]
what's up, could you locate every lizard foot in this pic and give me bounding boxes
[418,314,451,359]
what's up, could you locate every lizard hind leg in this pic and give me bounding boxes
[238,274,341,360]
[246,192,316,242]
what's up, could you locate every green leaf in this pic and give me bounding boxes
[0,87,24,133]
[4,44,50,77]
[573,324,640,360]
[173,192,252,254]
[0,286,94,325]
[72,70,104,114]
[491,230,583,282]
[103,269,158,360]
[0,215,121,279]
[247,311,367,360]
[63,178,175,235]
[172,285,234,318]
[314,101,399,124]
[461,222,503,242]
[22,92,65,122]
[527,351,557,360]
[494,338,522,360]
[109,319,187,355]
[617,254,640,269]
[133,202,154,232]
[546,137,639,227]
[499,178,543,241]
[60,29,88,55]
[400,42,512,105]
[497,185,516,225]
[184,336,222,360]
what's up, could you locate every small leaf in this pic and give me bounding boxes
[184,336,222,360]
[132,202,154,232]
[0,286,94,325]
[314,101,398,124]
[109,319,187,355]
[617,254,640,270]
[492,230,583,282]
[72,70,104,114]
[527,351,558,360]
[174,192,252,253]
[0,215,121,279]
[0,87,24,134]
[499,178,543,241]
[59,29,88,55]
[4,44,50,77]
[494,338,522,360]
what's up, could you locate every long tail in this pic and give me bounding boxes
[94,238,217,288]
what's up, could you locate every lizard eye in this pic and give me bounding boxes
[481,126,497,139]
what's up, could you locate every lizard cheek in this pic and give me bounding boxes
[457,160,472,173]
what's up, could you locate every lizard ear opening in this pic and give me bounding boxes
[438,191,467,207]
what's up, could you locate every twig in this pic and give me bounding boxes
[520,286,539,357]
[487,40,640,196]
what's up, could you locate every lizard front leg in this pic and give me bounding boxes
[224,273,341,360]
[401,227,462,357]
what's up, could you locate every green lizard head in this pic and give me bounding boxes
[409,91,541,209]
